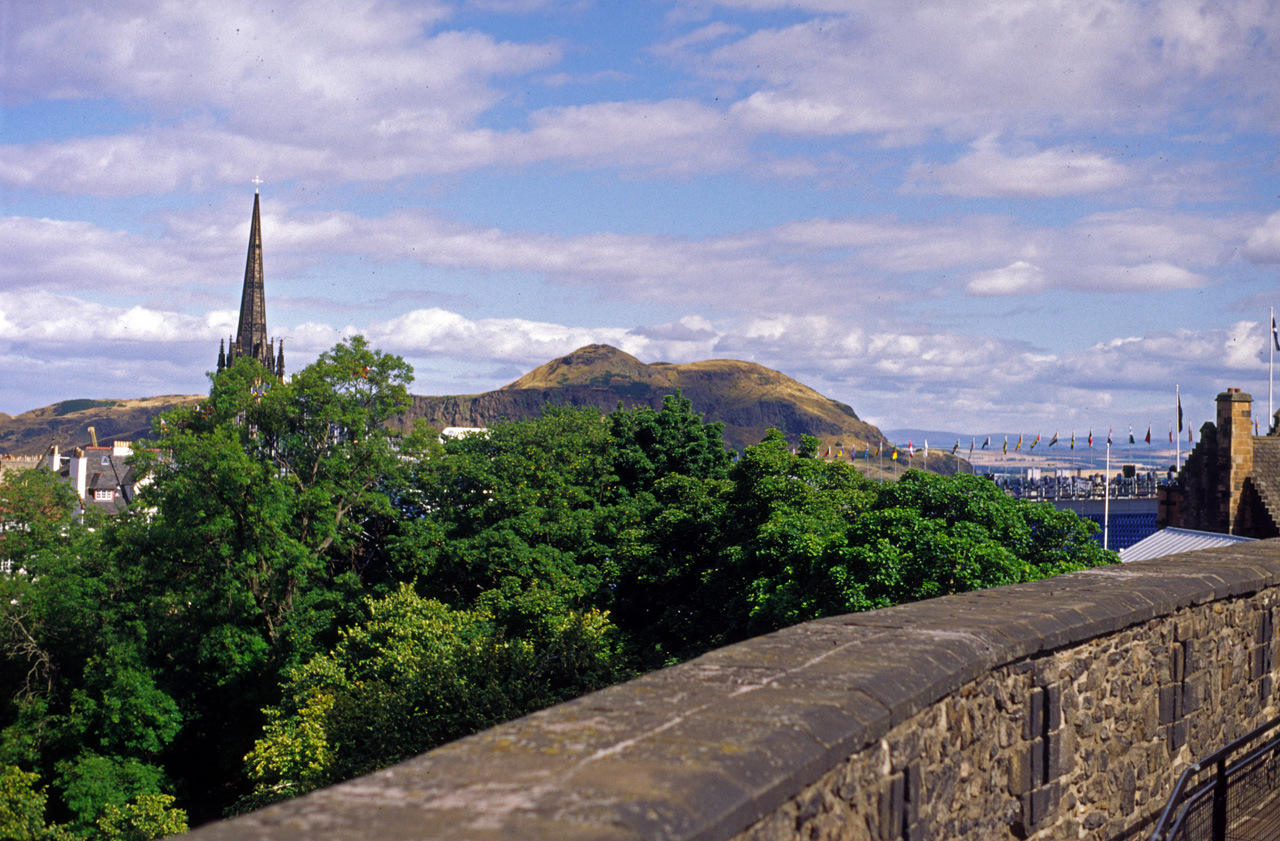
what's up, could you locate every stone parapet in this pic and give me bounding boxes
[185,541,1280,841]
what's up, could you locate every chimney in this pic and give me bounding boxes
[69,449,88,501]
[1216,388,1254,534]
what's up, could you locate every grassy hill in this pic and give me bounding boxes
[402,343,895,454]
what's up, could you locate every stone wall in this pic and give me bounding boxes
[185,541,1280,841]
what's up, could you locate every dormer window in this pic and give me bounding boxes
[95,489,113,501]
[101,456,110,465]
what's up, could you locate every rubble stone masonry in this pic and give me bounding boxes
[187,542,1280,841]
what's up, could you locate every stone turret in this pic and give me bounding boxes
[1216,388,1253,533]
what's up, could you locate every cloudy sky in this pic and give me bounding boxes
[3,0,1279,436]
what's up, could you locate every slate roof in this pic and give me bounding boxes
[1119,527,1255,563]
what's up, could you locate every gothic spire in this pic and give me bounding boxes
[216,190,283,382]
[235,192,268,364]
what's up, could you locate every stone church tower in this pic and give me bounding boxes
[217,191,285,378]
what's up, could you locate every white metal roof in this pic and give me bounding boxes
[1118,527,1255,563]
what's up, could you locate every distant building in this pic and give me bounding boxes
[440,427,487,439]
[47,441,151,516]
[217,191,285,379]
[0,455,43,484]
[1161,388,1280,538]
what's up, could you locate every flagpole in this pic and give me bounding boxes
[1104,438,1111,552]
[1271,306,1275,428]
[1175,384,1181,472]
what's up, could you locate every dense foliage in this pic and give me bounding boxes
[0,339,1115,837]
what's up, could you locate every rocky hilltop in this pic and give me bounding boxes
[402,344,890,454]
[0,395,204,454]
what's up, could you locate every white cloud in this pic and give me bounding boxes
[1086,262,1205,292]
[697,0,1280,139]
[0,216,203,293]
[1244,212,1280,264]
[0,290,217,344]
[909,136,1131,198]
[967,261,1046,296]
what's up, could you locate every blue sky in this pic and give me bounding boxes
[2,0,1280,436]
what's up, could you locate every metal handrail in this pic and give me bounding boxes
[1150,716,1280,841]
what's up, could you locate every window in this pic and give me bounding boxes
[95,489,114,501]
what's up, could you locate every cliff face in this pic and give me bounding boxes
[403,344,889,453]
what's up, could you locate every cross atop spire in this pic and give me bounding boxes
[251,175,263,193]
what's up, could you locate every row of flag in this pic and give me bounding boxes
[806,384,1211,466]
[813,422,1196,462]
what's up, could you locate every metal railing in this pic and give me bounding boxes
[1150,717,1280,841]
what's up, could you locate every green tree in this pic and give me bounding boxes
[608,393,731,496]
[612,433,1115,665]
[391,406,635,615]
[240,584,620,809]
[95,794,186,841]
[111,336,416,819]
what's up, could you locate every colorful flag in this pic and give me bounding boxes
[1188,425,1193,443]
[969,438,975,458]
[1070,430,1075,450]
[1128,425,1135,444]
[952,439,960,455]
[1048,431,1058,447]
[892,447,899,460]
[1145,426,1151,444]
[1168,425,1173,444]
[1015,434,1023,451]
[1177,391,1184,432]
[908,441,915,457]
[1003,436,1008,454]
[1030,433,1040,449]
[1088,429,1094,448]
[1273,313,1280,352]
[982,436,990,449]
[837,446,843,458]
[1108,427,1113,446]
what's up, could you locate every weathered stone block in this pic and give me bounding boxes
[1025,688,1044,741]
[1183,671,1208,714]
[878,772,904,841]
[1029,737,1045,787]
[1021,781,1061,830]
[1009,748,1032,796]
[1253,645,1268,680]
[1045,683,1062,733]
[1159,685,1181,725]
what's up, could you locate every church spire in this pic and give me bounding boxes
[217,190,284,380]
[236,192,268,363]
